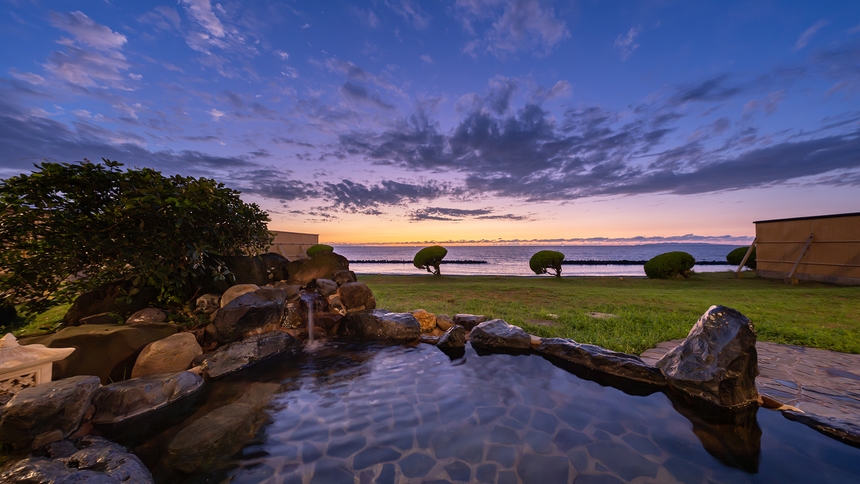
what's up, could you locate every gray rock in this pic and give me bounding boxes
[195,294,221,315]
[0,375,101,451]
[166,383,280,474]
[655,305,759,408]
[211,287,287,343]
[0,436,153,484]
[435,314,454,331]
[91,371,204,425]
[469,320,531,350]
[220,284,260,308]
[125,308,167,324]
[21,323,178,384]
[437,325,466,349]
[327,294,347,316]
[341,309,420,342]
[454,314,488,330]
[132,332,202,378]
[337,282,376,312]
[273,282,302,302]
[536,338,667,386]
[284,252,350,287]
[201,332,302,378]
[316,279,338,297]
[333,270,357,285]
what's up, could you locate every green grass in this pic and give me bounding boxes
[361,272,860,355]
[1,303,71,337]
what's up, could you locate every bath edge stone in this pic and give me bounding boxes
[536,338,667,387]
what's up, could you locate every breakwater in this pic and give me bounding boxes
[351,259,728,265]
[351,260,488,264]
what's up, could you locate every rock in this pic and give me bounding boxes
[419,335,439,344]
[284,252,350,287]
[316,279,339,297]
[62,281,159,327]
[655,305,759,408]
[340,309,420,342]
[21,324,178,384]
[273,282,302,301]
[79,312,118,325]
[201,332,302,378]
[125,308,167,324]
[469,320,531,350]
[211,287,287,343]
[0,436,153,483]
[454,314,488,330]
[337,282,377,312]
[166,383,280,474]
[131,333,202,378]
[327,294,347,316]
[333,270,357,285]
[435,314,454,331]
[91,371,204,425]
[536,338,667,387]
[217,253,290,287]
[220,284,260,308]
[195,294,221,315]
[282,301,304,329]
[410,309,437,333]
[0,375,100,451]
[437,325,466,349]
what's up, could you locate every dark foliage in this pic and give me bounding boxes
[644,251,696,279]
[529,250,564,277]
[726,246,756,269]
[413,245,448,276]
[306,244,334,258]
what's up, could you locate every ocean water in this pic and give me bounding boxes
[332,243,743,277]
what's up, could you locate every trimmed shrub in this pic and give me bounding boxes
[727,246,756,269]
[644,251,696,279]
[413,246,447,276]
[306,244,334,258]
[529,250,564,277]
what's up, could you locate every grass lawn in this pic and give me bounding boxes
[361,271,860,355]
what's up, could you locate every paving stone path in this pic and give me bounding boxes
[640,340,860,428]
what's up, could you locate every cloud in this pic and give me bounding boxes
[352,7,381,28]
[7,68,45,85]
[43,45,132,88]
[340,82,395,111]
[321,179,452,211]
[485,75,518,114]
[457,0,570,57]
[743,91,787,118]
[409,206,528,221]
[420,54,433,64]
[387,0,431,29]
[339,234,755,245]
[670,74,743,105]
[793,20,829,51]
[138,6,182,31]
[529,80,572,103]
[207,108,225,121]
[180,0,226,38]
[614,25,642,61]
[48,11,127,52]
[274,50,290,60]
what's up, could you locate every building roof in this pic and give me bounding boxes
[754,212,860,224]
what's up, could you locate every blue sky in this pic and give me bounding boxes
[1,1,859,244]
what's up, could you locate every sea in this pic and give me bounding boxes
[332,243,743,277]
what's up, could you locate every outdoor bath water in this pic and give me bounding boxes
[127,342,860,483]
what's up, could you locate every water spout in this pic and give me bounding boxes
[300,290,323,351]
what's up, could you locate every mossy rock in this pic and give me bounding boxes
[726,247,756,269]
[529,250,564,277]
[306,244,334,258]
[413,246,447,275]
[644,251,696,279]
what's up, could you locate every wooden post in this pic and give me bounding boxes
[785,233,814,284]
[735,237,757,278]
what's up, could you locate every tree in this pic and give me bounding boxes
[413,245,447,276]
[529,250,564,277]
[643,252,696,279]
[0,159,273,314]
[306,244,334,258]
[726,246,756,269]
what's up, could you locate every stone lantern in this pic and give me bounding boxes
[0,333,75,404]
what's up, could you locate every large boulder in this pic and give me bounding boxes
[200,332,302,378]
[536,338,667,386]
[124,308,167,324]
[132,332,202,378]
[195,293,221,315]
[453,314,488,330]
[0,375,100,451]
[211,287,287,343]
[219,253,290,286]
[411,309,437,333]
[437,325,466,350]
[435,314,455,331]
[21,324,178,384]
[655,305,759,408]
[285,252,350,287]
[0,436,153,483]
[316,278,339,297]
[333,270,357,285]
[62,281,159,327]
[165,383,280,474]
[91,371,204,425]
[220,284,260,308]
[337,282,376,312]
[273,282,301,301]
[340,309,420,342]
[469,319,531,350]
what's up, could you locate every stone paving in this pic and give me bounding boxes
[640,339,860,428]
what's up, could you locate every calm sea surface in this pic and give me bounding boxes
[333,243,742,277]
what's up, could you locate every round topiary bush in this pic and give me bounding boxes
[413,246,447,276]
[643,251,696,279]
[306,244,334,258]
[726,246,756,269]
[529,250,564,277]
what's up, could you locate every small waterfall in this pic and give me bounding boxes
[307,297,315,345]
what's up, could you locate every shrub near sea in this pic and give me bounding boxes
[727,246,756,269]
[529,250,564,277]
[413,246,447,275]
[644,251,696,279]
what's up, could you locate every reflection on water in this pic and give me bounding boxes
[123,343,860,483]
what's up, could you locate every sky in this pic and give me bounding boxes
[1,1,859,245]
